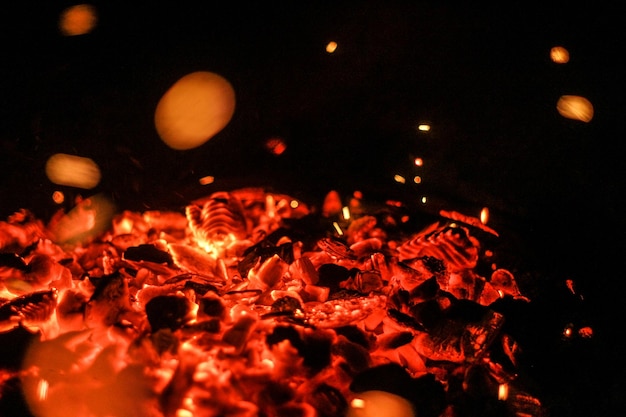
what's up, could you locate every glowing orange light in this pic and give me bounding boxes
[342,206,351,220]
[346,391,415,417]
[199,175,215,185]
[550,46,570,64]
[51,191,65,204]
[413,176,421,184]
[289,200,299,209]
[59,4,97,36]
[421,196,427,204]
[414,157,423,166]
[394,174,406,184]
[498,384,509,400]
[155,71,236,150]
[480,207,490,224]
[326,41,338,53]
[45,153,101,189]
[265,137,287,155]
[556,95,594,122]
[332,222,343,235]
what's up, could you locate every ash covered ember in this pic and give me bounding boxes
[0,189,555,417]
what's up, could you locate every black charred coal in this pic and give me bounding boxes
[271,295,303,315]
[317,263,351,293]
[334,325,371,349]
[0,252,28,271]
[332,336,371,375]
[123,243,173,264]
[198,295,225,318]
[238,239,295,277]
[307,383,348,417]
[145,295,194,331]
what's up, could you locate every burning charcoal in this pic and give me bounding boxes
[249,253,289,290]
[151,328,179,355]
[317,237,357,260]
[271,295,303,315]
[145,295,194,332]
[408,298,446,330]
[123,243,173,264]
[288,256,319,285]
[222,313,257,351]
[84,272,133,328]
[461,309,505,362]
[0,289,58,331]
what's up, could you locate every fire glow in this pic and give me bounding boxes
[0,188,584,417]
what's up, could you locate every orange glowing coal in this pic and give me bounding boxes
[0,188,578,417]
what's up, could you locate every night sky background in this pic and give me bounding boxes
[1,2,625,416]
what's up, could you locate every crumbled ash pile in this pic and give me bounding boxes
[0,188,591,417]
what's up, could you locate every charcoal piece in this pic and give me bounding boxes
[409,298,445,330]
[0,289,58,323]
[183,280,219,296]
[421,255,446,274]
[333,336,371,375]
[271,295,303,315]
[306,383,347,417]
[266,325,303,350]
[461,309,504,362]
[334,325,370,349]
[409,275,440,300]
[222,314,257,351]
[300,329,334,374]
[145,295,194,332]
[387,308,426,331]
[198,295,225,318]
[0,252,28,270]
[123,243,173,264]
[317,237,356,260]
[317,263,351,292]
[239,239,295,278]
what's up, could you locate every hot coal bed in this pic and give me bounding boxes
[0,188,593,417]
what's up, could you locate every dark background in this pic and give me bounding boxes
[1,2,625,416]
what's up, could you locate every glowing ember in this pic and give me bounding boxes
[0,188,579,417]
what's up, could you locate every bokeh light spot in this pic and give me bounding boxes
[550,46,570,64]
[264,137,287,155]
[45,153,101,189]
[155,71,236,150]
[556,95,594,122]
[326,41,338,53]
[59,4,97,36]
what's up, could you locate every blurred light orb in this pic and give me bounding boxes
[45,153,101,189]
[52,191,65,204]
[556,95,594,122]
[265,137,287,155]
[326,41,338,53]
[550,46,570,64]
[346,390,415,417]
[59,4,98,36]
[155,71,236,150]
